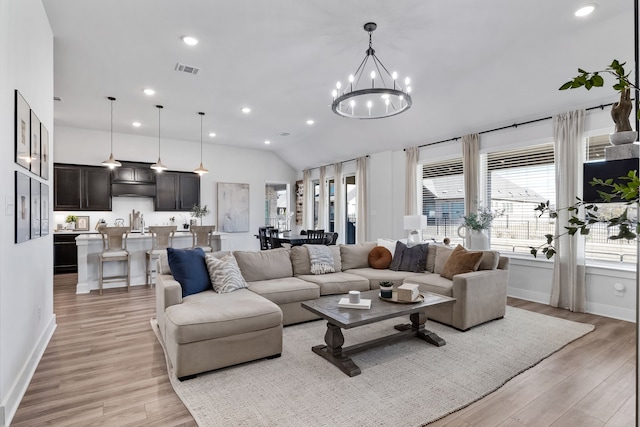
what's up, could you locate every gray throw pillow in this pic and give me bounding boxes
[389,241,428,272]
[205,253,249,293]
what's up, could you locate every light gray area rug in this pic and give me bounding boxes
[152,306,594,427]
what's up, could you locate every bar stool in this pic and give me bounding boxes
[145,225,176,286]
[98,226,131,295]
[190,225,217,252]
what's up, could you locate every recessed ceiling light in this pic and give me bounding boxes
[208,132,216,138]
[132,122,141,127]
[306,119,315,125]
[241,107,251,114]
[575,4,596,17]
[181,36,199,46]
[143,88,155,96]
[264,140,271,145]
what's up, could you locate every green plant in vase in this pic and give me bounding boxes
[190,204,210,226]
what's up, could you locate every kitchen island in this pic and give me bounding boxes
[75,231,225,294]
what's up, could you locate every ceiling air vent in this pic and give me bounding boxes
[175,62,200,75]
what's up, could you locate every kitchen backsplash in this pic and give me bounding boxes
[54,197,211,231]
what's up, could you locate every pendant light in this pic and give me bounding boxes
[193,111,209,175]
[150,104,168,171]
[101,96,122,168]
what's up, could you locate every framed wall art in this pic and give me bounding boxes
[75,216,90,231]
[30,177,41,239]
[30,111,41,177]
[217,182,250,233]
[15,171,30,243]
[40,183,50,236]
[15,90,31,170]
[40,124,49,180]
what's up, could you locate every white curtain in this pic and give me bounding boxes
[356,156,368,243]
[405,146,419,215]
[551,110,586,312]
[318,166,327,230]
[462,133,480,215]
[333,162,344,244]
[302,169,313,230]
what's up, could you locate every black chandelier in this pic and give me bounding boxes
[331,22,412,119]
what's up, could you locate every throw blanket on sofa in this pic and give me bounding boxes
[304,244,335,275]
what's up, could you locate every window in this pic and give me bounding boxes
[328,178,335,232]
[264,183,289,230]
[584,135,636,264]
[483,143,555,255]
[345,175,356,244]
[312,181,320,229]
[420,158,464,245]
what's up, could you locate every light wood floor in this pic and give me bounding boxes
[12,274,636,426]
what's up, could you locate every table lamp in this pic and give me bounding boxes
[403,215,427,247]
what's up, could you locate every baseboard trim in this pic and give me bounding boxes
[1,314,56,427]
[508,288,550,305]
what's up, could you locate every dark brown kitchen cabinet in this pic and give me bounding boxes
[54,164,112,211]
[54,233,79,274]
[111,162,155,184]
[154,171,200,211]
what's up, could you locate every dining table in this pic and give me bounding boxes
[273,233,312,247]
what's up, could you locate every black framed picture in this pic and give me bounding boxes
[30,177,41,238]
[41,183,49,236]
[30,111,41,177]
[40,124,49,180]
[15,90,31,170]
[15,171,30,243]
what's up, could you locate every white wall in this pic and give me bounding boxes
[53,126,298,251]
[0,0,54,425]
[364,107,637,322]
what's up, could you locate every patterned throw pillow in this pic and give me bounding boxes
[205,253,249,293]
[389,241,428,272]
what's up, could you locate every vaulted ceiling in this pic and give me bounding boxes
[43,0,635,171]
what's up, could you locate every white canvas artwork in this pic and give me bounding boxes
[217,182,250,233]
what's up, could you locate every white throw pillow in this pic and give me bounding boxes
[377,238,397,259]
[205,253,249,293]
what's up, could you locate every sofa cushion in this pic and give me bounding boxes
[440,245,483,280]
[248,277,320,305]
[478,250,500,270]
[167,247,211,297]
[297,272,369,295]
[291,245,341,275]
[346,267,423,288]
[234,248,293,282]
[389,241,428,272]
[205,253,249,293]
[403,274,454,297]
[426,244,449,273]
[340,242,377,270]
[434,245,455,274]
[165,289,282,344]
[368,246,392,269]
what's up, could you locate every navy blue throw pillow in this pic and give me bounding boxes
[167,247,211,297]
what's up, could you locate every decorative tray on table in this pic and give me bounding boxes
[378,291,424,304]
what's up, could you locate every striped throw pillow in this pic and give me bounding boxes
[205,253,249,293]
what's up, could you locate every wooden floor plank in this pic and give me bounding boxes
[11,275,637,427]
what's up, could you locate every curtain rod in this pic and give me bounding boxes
[405,101,620,151]
[306,154,369,172]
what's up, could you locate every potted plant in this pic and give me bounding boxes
[559,59,639,145]
[190,204,210,226]
[65,214,77,230]
[457,207,503,250]
[379,281,394,298]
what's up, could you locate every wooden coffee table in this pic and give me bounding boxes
[301,289,455,377]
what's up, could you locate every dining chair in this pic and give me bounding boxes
[97,226,131,295]
[258,226,272,250]
[305,229,325,244]
[323,232,339,245]
[145,225,176,286]
[268,228,282,249]
[191,225,217,252]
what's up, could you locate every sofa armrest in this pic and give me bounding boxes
[450,269,509,330]
[155,274,183,338]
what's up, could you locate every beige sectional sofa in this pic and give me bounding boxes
[155,242,509,379]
